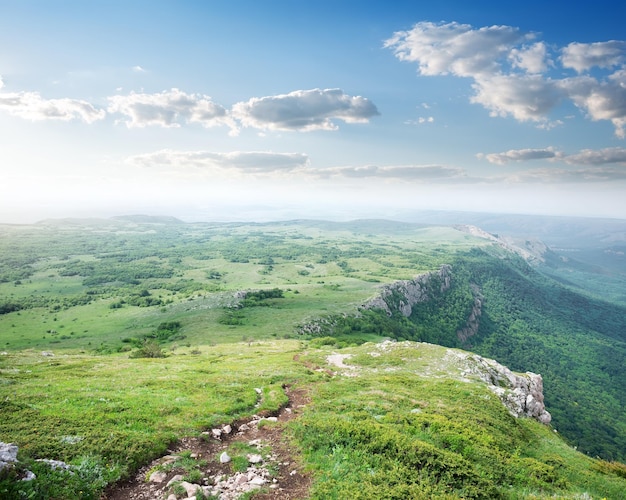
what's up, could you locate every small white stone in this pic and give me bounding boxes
[166,474,184,487]
[222,424,232,434]
[148,470,167,483]
[219,451,231,463]
[247,453,263,464]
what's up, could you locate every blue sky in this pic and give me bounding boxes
[1,0,626,222]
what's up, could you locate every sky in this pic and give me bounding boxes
[1,0,626,223]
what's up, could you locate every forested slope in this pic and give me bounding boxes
[315,249,626,461]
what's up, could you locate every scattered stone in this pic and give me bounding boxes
[211,428,222,439]
[238,423,250,432]
[21,470,36,481]
[179,480,202,497]
[222,424,232,434]
[149,470,167,483]
[254,388,262,394]
[166,474,184,487]
[41,351,54,357]
[36,459,72,471]
[0,442,18,472]
[247,453,263,464]
[220,451,231,463]
[262,416,278,423]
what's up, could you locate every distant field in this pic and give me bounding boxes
[0,219,486,353]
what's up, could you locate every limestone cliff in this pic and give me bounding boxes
[454,351,552,424]
[363,264,452,317]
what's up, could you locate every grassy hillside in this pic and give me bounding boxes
[1,218,625,498]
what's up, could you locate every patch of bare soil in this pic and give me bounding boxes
[103,386,311,500]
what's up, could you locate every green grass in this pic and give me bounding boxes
[291,342,626,499]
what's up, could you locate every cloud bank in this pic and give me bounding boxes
[0,79,378,135]
[128,150,310,173]
[480,146,626,166]
[0,77,105,123]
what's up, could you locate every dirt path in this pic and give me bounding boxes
[103,386,311,500]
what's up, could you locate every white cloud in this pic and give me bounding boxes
[231,88,379,132]
[386,22,626,137]
[480,146,626,166]
[127,149,309,173]
[384,21,531,77]
[310,164,469,182]
[480,147,560,165]
[108,88,232,129]
[559,71,626,138]
[132,65,146,73]
[509,42,552,74]
[0,89,106,123]
[564,147,626,165]
[405,116,434,125]
[561,41,626,73]
[471,74,563,122]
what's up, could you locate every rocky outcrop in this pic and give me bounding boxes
[364,265,452,317]
[456,284,483,344]
[458,353,551,424]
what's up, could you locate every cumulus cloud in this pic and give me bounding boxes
[480,147,560,165]
[0,77,105,123]
[386,21,626,137]
[559,72,626,138]
[384,21,531,77]
[471,74,563,122]
[108,88,232,129]
[561,41,626,72]
[509,42,552,74]
[128,149,309,173]
[231,88,379,132]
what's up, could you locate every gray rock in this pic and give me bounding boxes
[149,470,167,483]
[219,451,231,463]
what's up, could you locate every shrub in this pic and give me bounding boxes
[129,340,166,358]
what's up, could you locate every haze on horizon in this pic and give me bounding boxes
[1,1,626,224]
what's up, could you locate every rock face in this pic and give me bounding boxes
[459,353,552,424]
[456,284,483,344]
[364,265,452,317]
